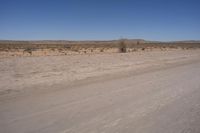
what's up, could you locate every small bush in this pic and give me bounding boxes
[24,48,32,55]
[119,39,127,53]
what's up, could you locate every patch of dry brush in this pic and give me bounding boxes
[0,40,200,57]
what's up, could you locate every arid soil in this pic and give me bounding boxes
[0,49,200,133]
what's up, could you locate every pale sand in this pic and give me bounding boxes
[1,49,200,133]
[0,49,200,96]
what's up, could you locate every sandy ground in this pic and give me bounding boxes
[0,49,200,133]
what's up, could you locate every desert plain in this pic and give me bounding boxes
[0,41,200,133]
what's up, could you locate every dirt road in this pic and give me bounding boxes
[0,50,200,133]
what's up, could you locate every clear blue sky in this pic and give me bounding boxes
[0,0,200,41]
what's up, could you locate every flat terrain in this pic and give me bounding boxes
[0,49,200,133]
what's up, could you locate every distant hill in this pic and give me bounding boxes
[0,39,200,44]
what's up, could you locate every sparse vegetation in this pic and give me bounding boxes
[0,40,200,57]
